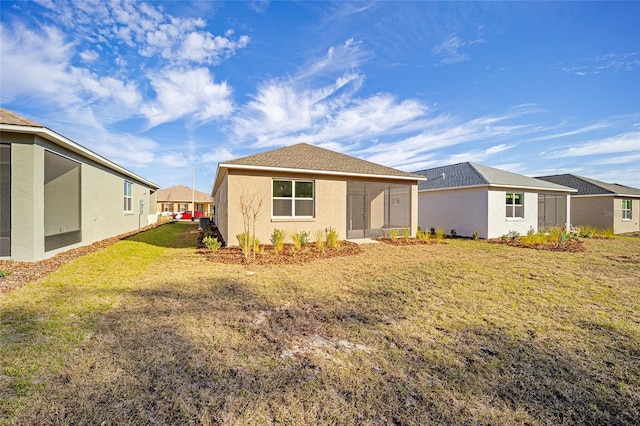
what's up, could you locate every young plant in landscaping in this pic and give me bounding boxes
[202,236,221,252]
[270,228,286,253]
[450,229,457,238]
[291,231,310,251]
[472,232,480,240]
[434,228,445,242]
[325,227,339,248]
[402,228,410,241]
[389,228,399,241]
[416,228,425,241]
[314,229,326,252]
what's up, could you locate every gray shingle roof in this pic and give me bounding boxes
[0,108,43,127]
[414,162,574,192]
[536,174,640,197]
[157,185,213,202]
[224,143,422,179]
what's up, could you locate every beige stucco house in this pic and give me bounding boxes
[413,162,576,239]
[0,108,159,262]
[156,185,214,216]
[211,143,423,246]
[536,174,640,234]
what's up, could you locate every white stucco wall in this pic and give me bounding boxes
[487,189,538,238]
[418,187,489,238]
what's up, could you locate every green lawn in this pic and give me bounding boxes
[1,223,639,425]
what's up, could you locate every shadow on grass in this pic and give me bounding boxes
[9,272,640,425]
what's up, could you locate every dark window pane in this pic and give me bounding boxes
[514,193,523,205]
[273,180,292,197]
[506,193,513,205]
[273,199,292,216]
[295,181,313,198]
[295,200,314,216]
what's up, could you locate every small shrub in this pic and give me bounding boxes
[402,228,410,240]
[507,230,520,240]
[0,270,8,279]
[270,228,286,253]
[450,229,457,238]
[314,229,326,252]
[202,236,221,252]
[291,231,310,251]
[389,228,399,241]
[416,228,425,241]
[430,227,435,235]
[472,232,480,240]
[601,228,615,239]
[326,227,339,248]
[237,232,260,257]
[435,228,445,242]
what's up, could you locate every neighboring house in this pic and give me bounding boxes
[0,108,159,262]
[413,162,576,239]
[156,185,214,216]
[211,143,423,246]
[536,174,640,234]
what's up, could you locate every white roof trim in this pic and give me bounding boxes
[1,123,159,189]
[572,193,640,198]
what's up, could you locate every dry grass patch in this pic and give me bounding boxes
[2,227,639,425]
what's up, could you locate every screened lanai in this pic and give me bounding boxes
[346,181,412,239]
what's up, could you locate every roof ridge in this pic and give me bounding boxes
[467,162,491,185]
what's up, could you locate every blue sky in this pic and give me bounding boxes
[1,0,639,192]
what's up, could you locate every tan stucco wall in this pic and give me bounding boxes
[612,197,640,233]
[1,131,157,262]
[570,196,639,233]
[221,170,347,246]
[570,197,613,230]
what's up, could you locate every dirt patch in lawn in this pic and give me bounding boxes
[199,242,361,265]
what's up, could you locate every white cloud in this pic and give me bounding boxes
[432,33,486,64]
[143,68,233,128]
[546,131,640,158]
[590,153,640,165]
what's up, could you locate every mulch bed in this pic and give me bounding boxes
[199,242,362,265]
[373,237,446,246]
[0,224,161,294]
[487,238,585,252]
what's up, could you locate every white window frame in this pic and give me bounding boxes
[272,179,315,218]
[179,203,187,212]
[505,192,524,219]
[124,181,133,212]
[622,199,632,220]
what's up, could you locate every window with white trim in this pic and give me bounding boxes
[622,199,632,220]
[506,192,524,218]
[124,181,133,212]
[272,180,314,218]
[163,203,171,212]
[179,203,187,212]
